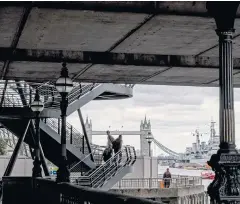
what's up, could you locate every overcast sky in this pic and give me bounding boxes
[67,85,240,155]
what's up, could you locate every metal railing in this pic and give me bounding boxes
[2,177,162,204]
[0,80,99,109]
[43,118,87,150]
[34,81,59,99]
[44,83,100,109]
[69,144,105,176]
[1,80,133,109]
[43,118,108,176]
[0,80,43,107]
[71,146,136,188]
[204,191,210,204]
[113,175,202,189]
[42,118,105,163]
[0,127,31,157]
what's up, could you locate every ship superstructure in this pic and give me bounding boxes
[184,120,219,162]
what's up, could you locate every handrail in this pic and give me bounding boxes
[44,83,101,108]
[113,176,202,189]
[73,146,136,188]
[92,150,123,179]
[69,144,101,171]
[43,117,106,174]
[69,154,93,171]
[0,81,100,109]
[86,147,125,178]
[0,81,134,109]
[91,148,131,188]
[43,118,102,157]
[92,147,133,188]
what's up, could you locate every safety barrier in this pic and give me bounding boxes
[2,177,162,204]
[113,175,202,189]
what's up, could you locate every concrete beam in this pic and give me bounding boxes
[0,5,32,79]
[4,2,240,19]
[0,48,232,68]
[0,2,207,15]
[3,2,240,18]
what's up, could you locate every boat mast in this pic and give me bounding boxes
[196,129,201,152]
[210,118,216,145]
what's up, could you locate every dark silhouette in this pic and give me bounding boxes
[107,130,114,146]
[163,168,171,188]
[105,131,123,166]
[112,135,123,165]
[102,146,113,162]
[112,135,123,154]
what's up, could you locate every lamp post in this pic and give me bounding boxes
[55,62,73,183]
[31,89,44,177]
[146,132,154,188]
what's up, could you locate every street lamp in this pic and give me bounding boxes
[55,62,73,183]
[146,132,154,188]
[146,132,153,157]
[31,89,44,177]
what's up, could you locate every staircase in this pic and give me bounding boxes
[70,146,136,191]
[0,81,133,118]
[69,144,104,176]
[41,82,133,117]
[0,122,137,191]
[0,80,136,189]
[0,118,95,170]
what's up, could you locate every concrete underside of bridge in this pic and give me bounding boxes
[2,1,240,87]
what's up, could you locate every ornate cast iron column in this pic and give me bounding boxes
[56,92,70,182]
[31,90,44,177]
[206,2,240,203]
[55,63,73,183]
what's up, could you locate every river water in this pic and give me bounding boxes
[158,166,212,191]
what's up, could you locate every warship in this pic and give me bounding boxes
[184,120,219,164]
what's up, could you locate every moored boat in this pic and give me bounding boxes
[201,171,215,180]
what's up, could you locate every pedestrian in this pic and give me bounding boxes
[112,135,123,165]
[163,168,171,188]
[102,145,113,163]
[106,130,114,147]
[112,135,123,154]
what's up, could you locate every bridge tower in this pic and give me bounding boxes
[85,116,92,144]
[140,116,151,156]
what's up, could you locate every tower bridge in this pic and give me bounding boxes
[85,115,184,160]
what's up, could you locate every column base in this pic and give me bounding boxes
[56,156,70,183]
[207,143,240,203]
[32,158,42,178]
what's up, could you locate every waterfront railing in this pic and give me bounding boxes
[2,177,163,204]
[113,175,202,189]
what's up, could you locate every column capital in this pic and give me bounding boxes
[216,29,234,37]
[206,2,239,31]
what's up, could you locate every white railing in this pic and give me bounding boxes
[113,175,202,189]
